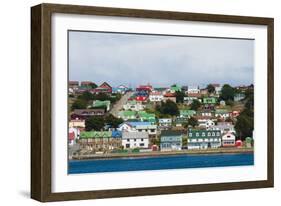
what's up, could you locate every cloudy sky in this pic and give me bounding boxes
[69,31,254,88]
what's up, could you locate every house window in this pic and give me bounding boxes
[196,133,199,137]
[202,133,205,137]
[217,132,220,136]
[208,132,211,136]
[189,133,192,137]
[127,139,130,142]
[141,138,144,141]
[140,143,144,146]
[134,139,136,142]
[212,132,215,136]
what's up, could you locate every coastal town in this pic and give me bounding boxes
[68,81,254,159]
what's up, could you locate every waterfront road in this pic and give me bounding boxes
[110,91,133,117]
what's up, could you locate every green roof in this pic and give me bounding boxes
[215,109,229,114]
[203,97,217,104]
[93,100,110,107]
[119,111,136,117]
[170,85,181,92]
[180,109,196,116]
[80,131,112,139]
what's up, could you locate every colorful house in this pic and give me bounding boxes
[202,97,217,104]
[92,82,112,94]
[197,109,214,117]
[222,132,236,147]
[188,129,221,149]
[122,131,149,149]
[79,131,122,152]
[69,119,85,128]
[149,91,164,102]
[160,130,183,151]
[163,93,177,103]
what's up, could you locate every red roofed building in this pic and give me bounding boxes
[163,93,176,103]
[136,84,152,92]
[92,82,112,94]
[135,96,148,102]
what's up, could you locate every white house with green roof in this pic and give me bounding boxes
[138,111,156,123]
[202,97,217,104]
[170,84,181,93]
[118,111,137,121]
[92,100,111,111]
[180,109,196,118]
[188,129,221,149]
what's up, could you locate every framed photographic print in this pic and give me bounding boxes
[31,3,274,202]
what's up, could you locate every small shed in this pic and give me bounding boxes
[235,140,243,147]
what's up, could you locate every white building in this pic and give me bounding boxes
[187,86,200,94]
[118,122,157,135]
[122,131,149,149]
[208,122,236,134]
[184,96,201,105]
[198,118,215,129]
[149,91,164,102]
[69,119,85,128]
[123,100,145,111]
[158,118,172,127]
[222,132,236,147]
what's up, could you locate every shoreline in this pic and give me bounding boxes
[71,147,253,161]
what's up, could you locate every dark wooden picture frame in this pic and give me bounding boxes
[31,3,274,202]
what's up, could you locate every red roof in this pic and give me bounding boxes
[164,93,176,97]
[135,96,148,101]
[69,81,79,84]
[69,132,75,141]
[100,82,112,89]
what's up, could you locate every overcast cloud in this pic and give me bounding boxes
[69,31,254,88]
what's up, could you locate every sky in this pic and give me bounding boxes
[69,31,254,88]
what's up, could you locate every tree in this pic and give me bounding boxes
[78,91,94,101]
[105,114,124,128]
[234,94,254,140]
[71,99,87,110]
[234,113,253,140]
[175,91,185,103]
[156,100,179,116]
[85,116,105,131]
[190,99,201,111]
[206,84,215,94]
[221,84,235,101]
[188,117,198,128]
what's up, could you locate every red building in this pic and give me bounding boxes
[135,96,148,102]
[136,84,152,92]
[92,82,112,94]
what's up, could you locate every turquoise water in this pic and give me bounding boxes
[68,153,254,174]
